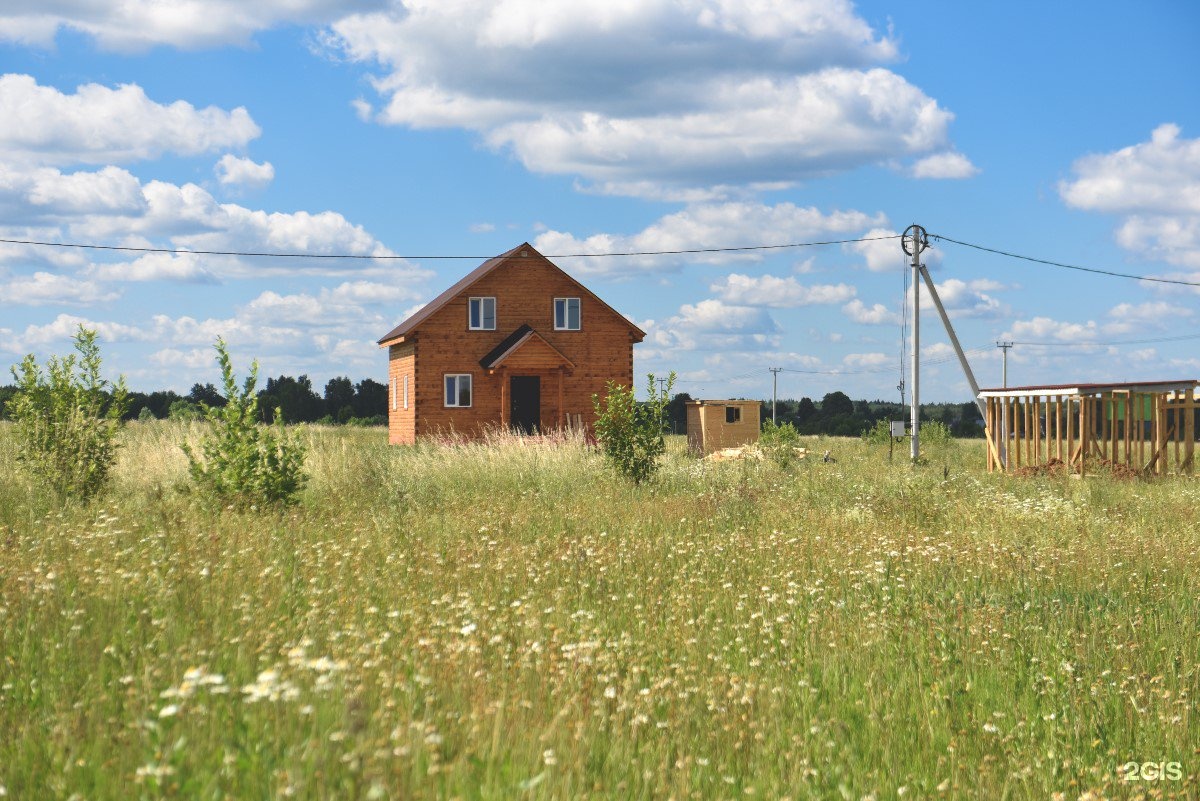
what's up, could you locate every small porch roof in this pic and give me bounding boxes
[479,324,575,371]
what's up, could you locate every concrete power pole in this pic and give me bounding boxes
[903,224,927,463]
[769,367,781,424]
[997,341,1013,388]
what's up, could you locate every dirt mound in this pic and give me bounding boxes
[1011,456,1141,479]
[1012,458,1070,478]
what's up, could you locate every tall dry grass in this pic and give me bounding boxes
[0,421,1196,799]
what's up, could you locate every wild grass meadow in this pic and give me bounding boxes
[0,422,1196,799]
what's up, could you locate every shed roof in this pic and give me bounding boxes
[978,379,1198,398]
[377,242,645,346]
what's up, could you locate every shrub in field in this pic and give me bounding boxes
[860,418,893,445]
[760,420,801,468]
[592,372,675,485]
[8,326,128,500]
[182,339,307,507]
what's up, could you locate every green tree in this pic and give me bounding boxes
[183,339,307,508]
[592,372,675,485]
[351,378,388,420]
[8,326,129,500]
[323,376,355,422]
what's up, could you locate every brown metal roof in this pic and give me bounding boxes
[978,379,1198,397]
[377,242,646,345]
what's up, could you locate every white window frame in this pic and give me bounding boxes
[402,374,409,410]
[391,376,397,411]
[444,374,472,408]
[468,297,496,330]
[554,297,581,331]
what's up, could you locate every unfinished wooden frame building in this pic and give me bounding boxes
[979,380,1198,476]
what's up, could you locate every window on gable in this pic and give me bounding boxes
[554,297,580,330]
[469,297,496,330]
[444,374,472,407]
[726,406,741,424]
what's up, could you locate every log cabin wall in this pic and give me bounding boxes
[386,250,638,442]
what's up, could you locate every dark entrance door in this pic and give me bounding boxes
[510,376,540,434]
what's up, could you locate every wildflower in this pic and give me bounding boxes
[158,705,179,718]
[543,749,557,766]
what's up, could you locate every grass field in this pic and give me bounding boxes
[1,422,1197,799]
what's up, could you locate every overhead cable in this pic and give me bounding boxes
[930,233,1200,288]
[0,233,901,261]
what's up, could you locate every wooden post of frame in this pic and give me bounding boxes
[1079,396,1089,477]
[1070,395,1080,470]
[1185,391,1196,474]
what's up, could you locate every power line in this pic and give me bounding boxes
[0,233,901,261]
[1011,332,1200,347]
[930,233,1200,288]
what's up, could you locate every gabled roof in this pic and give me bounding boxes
[479,324,574,370]
[378,243,646,346]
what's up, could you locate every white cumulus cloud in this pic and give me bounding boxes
[0,74,260,166]
[1059,124,1200,271]
[710,273,856,307]
[0,0,389,51]
[215,154,274,189]
[328,0,964,196]
[534,201,886,277]
[910,151,979,179]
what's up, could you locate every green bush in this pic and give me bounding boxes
[759,420,801,468]
[168,399,203,421]
[182,339,307,508]
[8,326,129,500]
[861,418,894,445]
[592,372,675,485]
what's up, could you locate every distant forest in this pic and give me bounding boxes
[0,376,389,426]
[0,380,984,437]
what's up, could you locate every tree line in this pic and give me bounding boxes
[0,375,388,426]
[664,391,987,438]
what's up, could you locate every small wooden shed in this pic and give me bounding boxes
[978,380,1198,476]
[686,400,761,456]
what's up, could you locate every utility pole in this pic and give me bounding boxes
[996,341,1013,388]
[902,224,927,463]
[769,367,781,424]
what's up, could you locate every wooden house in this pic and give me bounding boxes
[978,380,1198,475]
[686,400,761,456]
[377,243,645,444]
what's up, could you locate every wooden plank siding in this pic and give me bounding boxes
[382,247,640,444]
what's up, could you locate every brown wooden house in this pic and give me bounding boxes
[377,243,645,444]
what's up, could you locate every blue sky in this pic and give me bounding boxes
[1,1,1198,402]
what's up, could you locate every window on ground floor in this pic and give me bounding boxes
[445,374,472,407]
[726,406,741,424]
